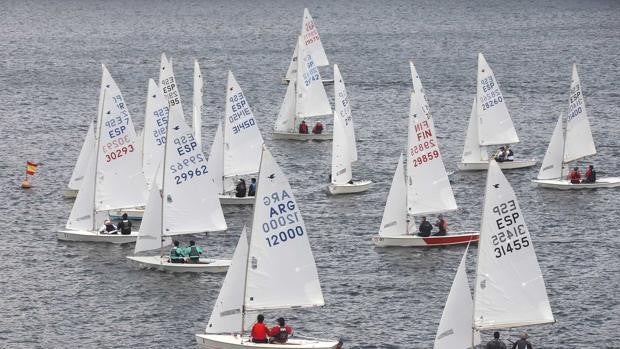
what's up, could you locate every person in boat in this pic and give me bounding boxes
[99,219,117,234]
[169,240,186,263]
[312,121,324,134]
[511,332,533,349]
[269,317,293,344]
[299,120,309,134]
[486,331,507,349]
[184,240,203,263]
[116,213,132,235]
[250,314,270,343]
[248,178,256,196]
[432,215,448,236]
[505,146,514,161]
[235,179,247,197]
[583,165,596,183]
[418,216,433,237]
[494,146,507,162]
[567,167,582,184]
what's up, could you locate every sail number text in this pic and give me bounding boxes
[567,85,583,122]
[161,77,181,106]
[303,19,320,45]
[302,55,320,87]
[479,76,503,111]
[151,106,169,146]
[261,190,305,248]
[169,134,207,184]
[409,119,440,167]
[228,92,257,134]
[490,199,530,258]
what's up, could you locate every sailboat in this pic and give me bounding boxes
[458,53,537,171]
[57,65,147,243]
[282,8,332,85]
[126,98,229,273]
[328,64,371,194]
[205,71,264,205]
[64,121,95,198]
[195,146,341,349]
[532,64,620,189]
[372,63,479,247]
[273,36,332,141]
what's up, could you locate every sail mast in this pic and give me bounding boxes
[159,96,173,260]
[92,87,106,231]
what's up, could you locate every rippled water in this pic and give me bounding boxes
[1,0,618,348]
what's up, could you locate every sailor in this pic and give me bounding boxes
[235,179,247,197]
[511,332,533,349]
[485,331,507,349]
[433,214,448,236]
[250,314,269,343]
[299,120,309,134]
[567,167,581,184]
[583,165,596,183]
[169,240,186,263]
[99,220,117,234]
[116,213,132,235]
[312,121,324,134]
[506,146,514,161]
[184,240,203,264]
[418,216,433,237]
[495,146,507,162]
[248,178,257,197]
[269,317,293,344]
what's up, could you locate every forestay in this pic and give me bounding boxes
[406,91,456,216]
[206,227,248,334]
[224,71,264,177]
[334,64,357,162]
[461,98,489,163]
[330,111,351,185]
[301,8,328,67]
[68,121,95,191]
[474,161,554,330]
[206,122,224,193]
[245,147,324,311]
[434,247,480,349]
[295,36,332,119]
[537,114,564,180]
[378,154,408,237]
[476,53,519,146]
[96,65,147,211]
[159,53,185,123]
[142,79,170,189]
[192,59,203,147]
[563,64,596,163]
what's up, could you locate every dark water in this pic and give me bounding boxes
[1,0,619,348]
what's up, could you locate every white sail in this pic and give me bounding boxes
[142,79,170,189]
[409,61,431,118]
[206,227,248,334]
[301,8,328,67]
[434,247,480,349]
[474,161,554,330]
[284,39,299,81]
[245,146,324,311]
[66,153,106,231]
[96,65,147,211]
[334,64,357,162]
[159,53,185,123]
[407,92,457,216]
[223,71,264,177]
[68,121,95,191]
[476,53,519,146]
[296,36,332,119]
[379,154,408,237]
[564,64,596,163]
[134,184,164,253]
[193,59,203,146]
[206,122,224,194]
[274,79,297,132]
[537,114,565,180]
[461,98,489,163]
[330,111,352,185]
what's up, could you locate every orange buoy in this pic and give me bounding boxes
[21,180,31,189]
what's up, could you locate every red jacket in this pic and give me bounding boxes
[251,322,269,340]
[299,123,309,134]
[568,170,581,181]
[269,325,293,342]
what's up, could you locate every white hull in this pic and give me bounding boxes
[372,231,479,247]
[457,159,537,171]
[196,334,340,349]
[282,77,334,85]
[63,188,78,199]
[57,229,138,244]
[272,131,332,141]
[219,194,255,205]
[109,207,145,220]
[126,255,230,273]
[532,177,620,189]
[328,180,372,195]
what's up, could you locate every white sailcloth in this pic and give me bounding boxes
[223,71,264,177]
[407,91,456,216]
[245,146,324,311]
[66,153,107,231]
[159,53,185,123]
[476,53,519,146]
[537,114,565,180]
[193,59,204,146]
[206,227,249,334]
[301,8,328,67]
[461,98,489,163]
[274,79,297,132]
[564,64,596,163]
[474,161,554,330]
[284,39,299,81]
[378,154,408,237]
[330,111,351,185]
[206,122,224,194]
[434,247,480,349]
[142,79,170,189]
[334,64,357,162]
[96,65,147,211]
[68,121,95,191]
[409,61,431,118]
[134,184,164,253]
[295,36,332,119]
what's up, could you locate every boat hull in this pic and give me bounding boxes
[196,334,340,349]
[272,131,332,141]
[328,180,372,195]
[458,159,537,171]
[63,189,78,199]
[372,231,479,247]
[57,230,138,244]
[532,177,620,189]
[219,194,255,205]
[127,255,230,273]
[282,78,334,85]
